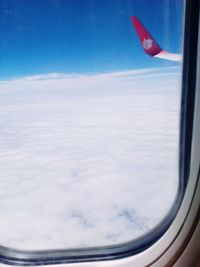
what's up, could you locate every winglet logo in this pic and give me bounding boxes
[143,38,153,50]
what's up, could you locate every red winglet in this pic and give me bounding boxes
[131,16,162,57]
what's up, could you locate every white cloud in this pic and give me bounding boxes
[0,67,181,249]
[0,66,180,90]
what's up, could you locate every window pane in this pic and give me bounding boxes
[0,0,184,250]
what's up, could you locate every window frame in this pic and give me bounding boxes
[0,0,199,266]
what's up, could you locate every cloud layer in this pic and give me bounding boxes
[0,67,181,250]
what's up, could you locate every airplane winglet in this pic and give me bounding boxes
[131,16,182,62]
[131,16,162,57]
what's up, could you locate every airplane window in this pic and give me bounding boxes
[0,0,184,255]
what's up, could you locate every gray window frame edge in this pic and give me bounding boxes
[0,0,199,266]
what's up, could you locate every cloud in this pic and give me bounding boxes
[0,66,180,91]
[0,66,181,250]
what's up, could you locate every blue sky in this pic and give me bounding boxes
[0,0,184,79]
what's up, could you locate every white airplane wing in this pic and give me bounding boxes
[131,16,182,62]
